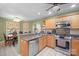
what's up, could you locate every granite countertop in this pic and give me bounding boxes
[20,33,79,41]
[26,35,42,41]
[20,34,46,41]
[20,33,57,41]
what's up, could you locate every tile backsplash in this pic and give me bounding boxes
[70,30,79,35]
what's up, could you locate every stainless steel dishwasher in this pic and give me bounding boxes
[29,38,39,56]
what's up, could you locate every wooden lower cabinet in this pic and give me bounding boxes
[71,38,79,56]
[20,39,29,56]
[20,35,55,56]
[39,37,43,51]
[39,35,46,51]
[43,36,47,48]
[47,35,55,48]
[39,35,55,51]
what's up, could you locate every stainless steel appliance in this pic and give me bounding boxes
[56,36,71,50]
[56,21,70,28]
[29,39,39,56]
[55,21,71,55]
[56,28,70,36]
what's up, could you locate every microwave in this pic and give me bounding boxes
[56,21,70,28]
[56,28,70,36]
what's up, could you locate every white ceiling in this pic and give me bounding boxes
[0,3,79,21]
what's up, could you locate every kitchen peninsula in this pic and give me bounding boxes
[20,33,55,56]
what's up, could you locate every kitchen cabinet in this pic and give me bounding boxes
[20,34,55,56]
[20,39,29,56]
[39,35,55,51]
[20,35,39,56]
[56,15,79,28]
[44,19,56,29]
[56,16,65,22]
[47,35,55,48]
[71,37,79,56]
[39,36,44,51]
[43,35,47,48]
[56,16,70,23]
[71,15,79,28]
[29,39,39,56]
[39,35,46,51]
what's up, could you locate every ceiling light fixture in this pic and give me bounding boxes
[38,12,40,15]
[13,17,21,22]
[48,11,52,15]
[71,4,76,8]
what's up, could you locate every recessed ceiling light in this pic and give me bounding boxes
[48,11,52,15]
[13,17,21,22]
[38,12,40,15]
[71,4,76,8]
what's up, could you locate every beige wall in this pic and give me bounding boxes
[23,22,29,33]
[6,21,20,35]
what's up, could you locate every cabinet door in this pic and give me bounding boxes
[71,39,79,56]
[47,35,55,48]
[20,39,28,56]
[45,19,56,29]
[43,36,47,48]
[71,15,79,28]
[39,37,44,51]
[39,37,42,51]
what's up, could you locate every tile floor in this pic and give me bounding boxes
[37,47,66,56]
[0,46,66,56]
[0,45,19,56]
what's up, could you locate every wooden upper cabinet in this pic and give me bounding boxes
[71,15,79,28]
[62,16,69,21]
[56,16,70,22]
[71,38,79,56]
[45,19,56,29]
[56,15,79,28]
[44,14,79,29]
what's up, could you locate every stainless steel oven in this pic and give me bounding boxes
[56,37,70,50]
[56,28,70,36]
[55,21,71,55]
[55,35,71,55]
